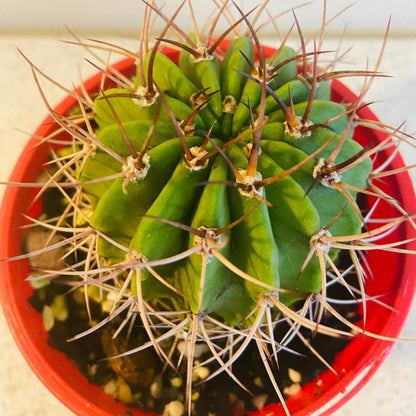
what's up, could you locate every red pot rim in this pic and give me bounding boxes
[1,45,415,416]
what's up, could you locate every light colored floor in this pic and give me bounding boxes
[0,34,415,416]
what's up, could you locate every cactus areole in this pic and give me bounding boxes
[1,4,416,416]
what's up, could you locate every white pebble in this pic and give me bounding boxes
[288,368,302,383]
[150,374,163,399]
[163,400,185,416]
[177,340,208,358]
[103,380,118,398]
[87,364,98,376]
[51,295,68,321]
[284,383,301,396]
[192,366,210,381]
[29,275,50,289]
[42,305,54,331]
[170,377,183,387]
[252,393,268,410]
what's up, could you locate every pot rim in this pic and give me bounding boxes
[0,45,415,416]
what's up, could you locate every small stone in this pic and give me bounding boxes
[50,294,68,322]
[86,285,102,304]
[192,366,210,381]
[253,376,264,388]
[87,364,98,377]
[163,400,185,416]
[42,305,54,331]
[101,292,118,313]
[288,368,302,383]
[150,374,163,399]
[100,327,155,387]
[117,379,134,404]
[284,383,301,396]
[24,227,67,271]
[170,377,183,388]
[177,340,208,358]
[252,393,268,410]
[103,380,118,398]
[29,276,50,289]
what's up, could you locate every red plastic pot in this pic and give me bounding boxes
[0,44,415,416]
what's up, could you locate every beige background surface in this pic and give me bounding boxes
[1,0,416,37]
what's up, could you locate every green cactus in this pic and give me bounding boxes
[8,1,416,415]
[74,22,371,414]
[80,44,371,314]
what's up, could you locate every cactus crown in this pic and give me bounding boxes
[5,1,416,415]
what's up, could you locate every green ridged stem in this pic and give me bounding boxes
[75,36,372,326]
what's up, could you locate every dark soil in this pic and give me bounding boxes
[26,188,361,416]
[28,262,358,416]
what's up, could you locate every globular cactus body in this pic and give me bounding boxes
[79,37,371,323]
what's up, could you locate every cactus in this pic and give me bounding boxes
[3,1,416,415]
